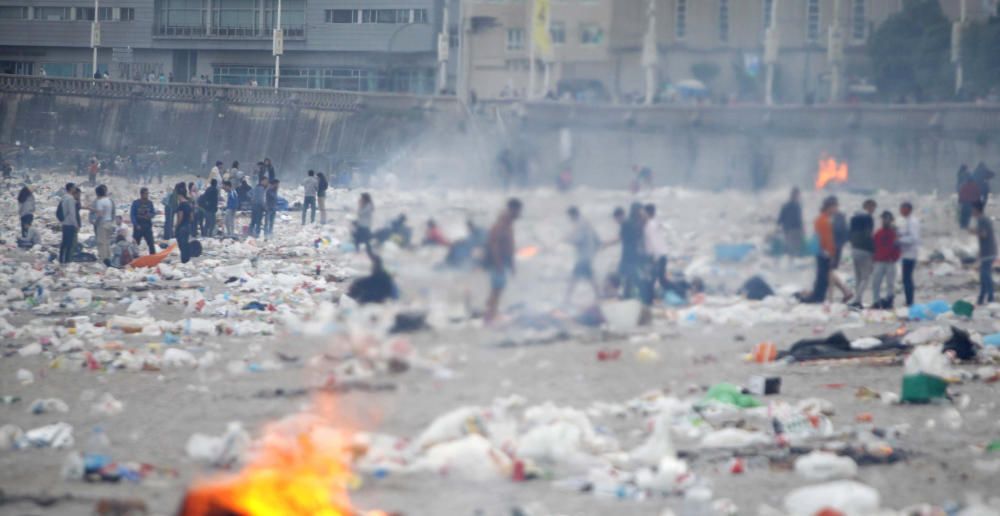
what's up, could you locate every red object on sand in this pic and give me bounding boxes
[597,349,621,361]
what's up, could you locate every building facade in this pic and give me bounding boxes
[0,0,444,94]
[457,0,996,103]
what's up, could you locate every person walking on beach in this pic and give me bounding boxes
[971,201,996,305]
[249,177,267,238]
[644,203,669,300]
[264,179,279,239]
[174,184,195,264]
[58,184,80,264]
[957,165,979,229]
[130,187,157,255]
[871,211,900,309]
[317,172,329,224]
[898,201,921,306]
[777,187,804,258]
[200,178,220,237]
[848,199,876,308]
[17,185,34,238]
[223,181,238,237]
[565,206,601,303]
[484,198,522,323]
[800,196,838,304]
[353,193,374,252]
[302,170,318,225]
[93,184,114,266]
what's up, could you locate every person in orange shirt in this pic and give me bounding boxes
[799,196,844,304]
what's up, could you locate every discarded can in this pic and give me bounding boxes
[748,376,781,395]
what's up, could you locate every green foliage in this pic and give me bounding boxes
[962,12,1000,99]
[868,0,952,101]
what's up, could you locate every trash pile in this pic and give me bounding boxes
[4,172,1000,513]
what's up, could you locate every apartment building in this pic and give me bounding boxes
[459,0,995,102]
[0,0,444,93]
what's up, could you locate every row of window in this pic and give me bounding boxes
[212,65,435,93]
[676,0,868,44]
[155,0,305,31]
[505,22,604,50]
[323,9,429,25]
[0,6,134,22]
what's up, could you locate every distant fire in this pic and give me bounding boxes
[815,155,849,190]
[179,395,378,516]
[517,246,540,259]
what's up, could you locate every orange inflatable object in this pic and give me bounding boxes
[129,243,177,268]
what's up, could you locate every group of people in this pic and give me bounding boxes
[480,197,678,324]
[780,184,997,308]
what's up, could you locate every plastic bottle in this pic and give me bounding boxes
[682,485,714,516]
[86,426,112,454]
[61,452,84,480]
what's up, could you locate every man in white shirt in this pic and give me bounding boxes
[93,184,115,265]
[898,201,921,307]
[644,204,669,296]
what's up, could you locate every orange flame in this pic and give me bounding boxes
[517,246,539,259]
[180,395,371,516]
[815,155,848,190]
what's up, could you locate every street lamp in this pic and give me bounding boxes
[273,0,283,89]
[91,0,100,77]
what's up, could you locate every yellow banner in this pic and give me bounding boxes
[532,0,552,59]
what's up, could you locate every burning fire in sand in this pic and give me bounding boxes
[815,155,849,190]
[179,395,383,516]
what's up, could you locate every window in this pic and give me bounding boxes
[550,21,565,44]
[119,8,134,21]
[325,9,356,23]
[718,0,729,43]
[851,0,866,40]
[506,27,524,51]
[0,6,28,19]
[75,7,113,21]
[354,8,427,24]
[449,26,458,48]
[35,7,72,21]
[762,0,774,30]
[41,63,77,77]
[806,0,820,42]
[675,0,687,40]
[0,61,33,75]
[580,23,603,45]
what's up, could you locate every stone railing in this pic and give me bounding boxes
[478,99,1000,134]
[0,74,455,113]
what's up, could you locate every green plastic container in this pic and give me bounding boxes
[952,300,975,318]
[901,374,948,403]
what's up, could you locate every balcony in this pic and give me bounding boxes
[154,23,305,39]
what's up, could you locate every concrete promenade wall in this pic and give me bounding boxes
[2,74,998,192]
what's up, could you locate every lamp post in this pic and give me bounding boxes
[641,0,657,105]
[437,5,449,94]
[273,0,283,89]
[828,0,844,103]
[763,0,780,105]
[91,0,100,77]
[952,0,967,96]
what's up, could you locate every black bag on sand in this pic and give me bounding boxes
[190,240,203,258]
